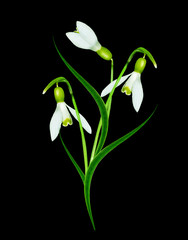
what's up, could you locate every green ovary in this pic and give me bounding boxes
[96,47,112,61]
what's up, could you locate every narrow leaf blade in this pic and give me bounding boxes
[59,133,85,183]
[84,106,158,228]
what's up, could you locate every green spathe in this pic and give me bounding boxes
[54,87,65,103]
[97,47,112,61]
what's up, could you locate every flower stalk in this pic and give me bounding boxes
[90,58,114,162]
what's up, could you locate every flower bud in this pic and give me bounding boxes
[97,47,112,61]
[54,87,65,103]
[134,58,146,74]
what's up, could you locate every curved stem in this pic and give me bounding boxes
[71,94,88,173]
[90,119,102,162]
[90,59,114,162]
[107,58,114,116]
[90,49,135,160]
[90,47,147,161]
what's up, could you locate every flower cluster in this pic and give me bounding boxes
[66,21,156,113]
[44,21,157,141]
[43,21,157,231]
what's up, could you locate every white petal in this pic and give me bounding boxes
[132,75,144,112]
[59,102,73,126]
[101,73,132,97]
[66,103,92,134]
[123,72,139,94]
[50,103,63,141]
[66,32,91,50]
[76,21,101,51]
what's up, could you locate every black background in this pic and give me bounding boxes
[6,2,174,237]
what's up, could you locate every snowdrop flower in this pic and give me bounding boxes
[66,21,112,61]
[50,87,92,141]
[101,58,147,112]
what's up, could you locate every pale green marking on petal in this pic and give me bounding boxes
[62,118,73,127]
[121,85,131,95]
[74,28,79,33]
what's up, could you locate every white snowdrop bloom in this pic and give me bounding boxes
[101,58,147,112]
[66,21,112,60]
[50,87,92,141]
[66,21,101,51]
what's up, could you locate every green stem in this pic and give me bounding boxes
[90,119,102,162]
[90,59,114,163]
[111,59,114,82]
[71,94,88,174]
[89,47,150,161]
[90,51,133,160]
[106,58,114,115]
[93,57,130,157]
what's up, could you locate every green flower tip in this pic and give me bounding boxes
[97,47,112,61]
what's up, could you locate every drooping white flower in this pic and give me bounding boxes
[101,58,147,112]
[50,87,92,141]
[66,21,112,60]
[50,102,92,141]
[101,71,143,112]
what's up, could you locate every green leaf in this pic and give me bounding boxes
[59,133,85,183]
[53,38,109,162]
[84,105,158,230]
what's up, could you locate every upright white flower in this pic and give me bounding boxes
[66,21,101,52]
[66,21,112,60]
[50,87,92,141]
[101,58,147,112]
